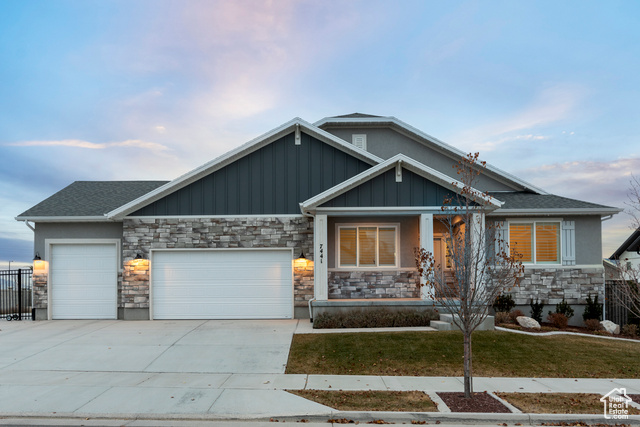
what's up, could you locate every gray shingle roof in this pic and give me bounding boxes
[17,181,168,218]
[331,113,384,119]
[489,191,618,211]
[610,228,640,259]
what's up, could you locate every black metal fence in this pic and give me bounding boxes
[605,280,630,326]
[0,269,33,321]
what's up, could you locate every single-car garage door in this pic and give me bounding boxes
[50,243,118,319]
[151,249,293,319]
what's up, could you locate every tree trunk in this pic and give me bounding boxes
[463,331,473,398]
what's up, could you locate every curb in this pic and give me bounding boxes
[1,411,639,425]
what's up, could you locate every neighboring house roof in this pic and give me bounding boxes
[314,114,549,195]
[610,228,640,259]
[300,154,502,214]
[106,117,384,220]
[16,181,168,221]
[488,192,621,216]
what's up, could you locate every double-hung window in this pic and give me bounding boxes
[338,225,398,268]
[509,221,560,264]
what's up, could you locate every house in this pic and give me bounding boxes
[16,113,621,321]
[609,228,640,271]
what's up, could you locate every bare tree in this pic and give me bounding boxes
[415,153,523,399]
[626,174,640,229]
[610,175,640,324]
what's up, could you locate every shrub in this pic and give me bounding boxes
[547,312,569,329]
[582,294,603,321]
[493,294,515,313]
[509,309,525,323]
[529,299,545,323]
[584,318,603,331]
[622,323,638,337]
[549,298,574,320]
[494,311,511,325]
[312,308,438,329]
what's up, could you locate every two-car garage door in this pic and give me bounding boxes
[151,250,293,319]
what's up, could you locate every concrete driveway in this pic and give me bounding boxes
[0,319,297,374]
[0,319,335,419]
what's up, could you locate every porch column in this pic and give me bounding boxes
[419,213,434,300]
[471,212,486,292]
[314,214,328,301]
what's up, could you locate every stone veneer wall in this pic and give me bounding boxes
[328,270,420,299]
[122,217,314,309]
[509,267,604,305]
[33,272,47,309]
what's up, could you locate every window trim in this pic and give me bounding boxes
[507,219,562,265]
[335,223,400,269]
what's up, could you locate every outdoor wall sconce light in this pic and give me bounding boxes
[134,253,143,260]
[33,253,44,270]
[294,251,308,268]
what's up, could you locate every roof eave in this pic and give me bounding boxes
[15,215,113,222]
[488,208,622,216]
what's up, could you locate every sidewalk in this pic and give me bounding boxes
[1,371,639,422]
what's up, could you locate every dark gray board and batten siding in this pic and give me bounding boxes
[320,168,457,208]
[131,132,373,216]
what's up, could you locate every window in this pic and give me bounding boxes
[509,221,560,264]
[338,225,397,268]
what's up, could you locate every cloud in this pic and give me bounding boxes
[6,139,170,153]
[454,84,585,151]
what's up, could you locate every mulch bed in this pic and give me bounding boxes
[437,391,511,413]
[629,394,640,404]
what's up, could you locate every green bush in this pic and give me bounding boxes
[312,308,439,329]
[549,298,574,320]
[582,294,603,321]
[493,294,515,313]
[529,299,545,323]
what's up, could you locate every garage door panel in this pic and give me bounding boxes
[50,243,117,320]
[152,250,293,319]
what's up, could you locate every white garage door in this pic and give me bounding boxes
[50,243,118,319]
[152,249,293,319]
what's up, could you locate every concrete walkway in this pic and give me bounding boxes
[0,319,639,424]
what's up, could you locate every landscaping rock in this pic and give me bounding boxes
[516,316,541,329]
[600,320,620,335]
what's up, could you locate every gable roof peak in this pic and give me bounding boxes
[330,112,386,119]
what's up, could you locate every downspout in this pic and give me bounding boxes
[22,220,36,232]
[601,215,614,222]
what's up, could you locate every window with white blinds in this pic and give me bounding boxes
[338,225,398,268]
[509,221,560,264]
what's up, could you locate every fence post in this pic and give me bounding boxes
[17,269,22,321]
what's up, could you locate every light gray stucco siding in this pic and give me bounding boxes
[573,215,603,265]
[34,222,124,256]
[325,127,515,192]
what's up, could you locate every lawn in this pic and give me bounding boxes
[286,330,640,378]
[288,390,438,412]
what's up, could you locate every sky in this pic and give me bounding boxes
[1,0,639,268]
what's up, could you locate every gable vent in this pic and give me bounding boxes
[352,134,367,151]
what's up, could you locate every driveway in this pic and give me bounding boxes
[0,319,297,374]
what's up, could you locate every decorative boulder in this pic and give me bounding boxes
[600,320,620,335]
[516,316,541,330]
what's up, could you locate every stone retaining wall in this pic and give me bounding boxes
[509,267,604,305]
[328,270,420,299]
[122,217,314,308]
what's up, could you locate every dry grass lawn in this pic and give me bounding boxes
[498,393,640,414]
[288,390,438,412]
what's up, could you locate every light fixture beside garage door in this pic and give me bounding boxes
[294,251,308,268]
